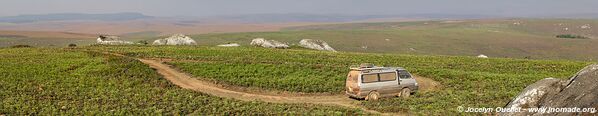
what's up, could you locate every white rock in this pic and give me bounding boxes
[153,34,196,45]
[477,54,488,58]
[217,43,240,47]
[513,22,521,25]
[250,38,289,49]
[581,24,591,29]
[298,39,336,52]
[96,35,133,45]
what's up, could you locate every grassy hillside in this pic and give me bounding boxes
[2,19,596,61]
[0,48,367,115]
[191,19,598,61]
[0,31,98,47]
[88,45,591,115]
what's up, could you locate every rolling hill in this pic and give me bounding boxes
[1,19,597,61]
[191,19,598,61]
[0,30,97,47]
[0,12,153,23]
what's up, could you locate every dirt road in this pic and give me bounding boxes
[137,58,440,115]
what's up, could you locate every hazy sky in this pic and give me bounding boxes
[1,0,597,17]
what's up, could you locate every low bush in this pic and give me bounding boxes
[10,45,32,48]
[556,34,590,39]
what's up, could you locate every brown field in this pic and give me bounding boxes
[0,30,96,39]
[0,19,322,35]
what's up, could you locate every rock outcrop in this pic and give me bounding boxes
[217,43,240,47]
[501,64,598,116]
[153,34,196,45]
[250,38,289,49]
[581,24,591,29]
[96,35,133,45]
[299,39,336,52]
[477,54,488,58]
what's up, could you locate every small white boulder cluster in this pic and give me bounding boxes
[250,38,290,49]
[152,34,197,45]
[250,38,337,52]
[477,54,488,58]
[581,24,591,29]
[217,43,240,47]
[96,35,133,45]
[299,39,336,51]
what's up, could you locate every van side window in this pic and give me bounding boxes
[398,70,412,79]
[362,74,378,83]
[379,72,397,81]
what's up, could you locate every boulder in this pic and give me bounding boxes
[298,39,336,51]
[501,64,598,116]
[153,34,196,45]
[581,24,591,29]
[250,38,289,49]
[217,43,240,47]
[477,54,488,58]
[96,35,133,45]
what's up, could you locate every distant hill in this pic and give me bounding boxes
[209,13,494,23]
[0,12,153,23]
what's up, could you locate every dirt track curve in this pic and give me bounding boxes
[131,56,440,115]
[138,59,398,115]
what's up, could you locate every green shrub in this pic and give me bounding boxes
[10,44,32,48]
[556,34,590,39]
[68,43,77,47]
[136,40,149,45]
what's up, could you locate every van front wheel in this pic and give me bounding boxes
[399,88,411,98]
[366,91,379,101]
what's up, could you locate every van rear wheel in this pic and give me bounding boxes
[366,91,379,101]
[399,88,411,98]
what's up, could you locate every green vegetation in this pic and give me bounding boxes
[86,45,592,115]
[0,48,367,115]
[2,19,598,115]
[556,34,590,39]
[0,37,94,48]
[2,19,597,61]
[10,44,32,48]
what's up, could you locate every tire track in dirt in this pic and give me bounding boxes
[137,59,401,115]
[95,50,437,115]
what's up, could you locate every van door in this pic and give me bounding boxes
[378,72,400,96]
[398,70,416,89]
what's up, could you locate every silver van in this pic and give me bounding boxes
[345,64,419,100]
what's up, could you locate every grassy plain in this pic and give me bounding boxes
[87,45,591,115]
[2,19,597,61]
[0,48,367,115]
[191,19,598,61]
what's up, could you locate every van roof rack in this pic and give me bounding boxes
[350,66,388,71]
